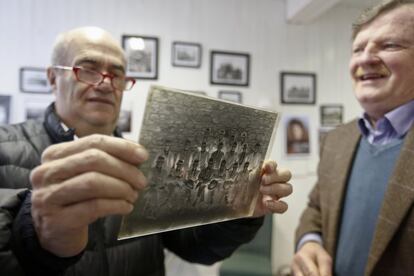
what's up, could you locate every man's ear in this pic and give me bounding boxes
[47,67,57,93]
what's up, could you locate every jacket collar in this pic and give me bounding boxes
[42,102,122,143]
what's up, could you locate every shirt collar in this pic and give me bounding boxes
[358,100,414,139]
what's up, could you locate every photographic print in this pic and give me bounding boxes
[284,115,310,157]
[20,67,51,94]
[172,42,202,68]
[280,72,316,105]
[122,35,158,79]
[119,85,279,239]
[0,95,11,125]
[210,51,250,86]
[320,105,343,127]
[218,91,242,104]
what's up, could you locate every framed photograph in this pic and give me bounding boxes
[210,51,250,86]
[218,91,242,104]
[280,72,316,105]
[284,115,311,157]
[20,67,51,94]
[320,104,343,127]
[122,35,159,80]
[172,42,202,68]
[0,95,11,125]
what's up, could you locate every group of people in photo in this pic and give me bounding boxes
[140,130,265,219]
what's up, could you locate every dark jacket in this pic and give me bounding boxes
[0,104,263,276]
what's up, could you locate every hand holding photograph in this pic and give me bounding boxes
[118,85,279,239]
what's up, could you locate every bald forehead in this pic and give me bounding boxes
[52,27,126,70]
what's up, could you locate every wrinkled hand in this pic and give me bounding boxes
[30,135,148,257]
[291,242,333,276]
[253,160,292,217]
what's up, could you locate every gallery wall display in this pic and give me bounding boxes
[122,35,159,80]
[320,104,343,127]
[210,51,250,87]
[0,95,11,125]
[20,67,51,94]
[171,42,202,68]
[218,90,242,104]
[280,72,316,105]
[283,115,311,157]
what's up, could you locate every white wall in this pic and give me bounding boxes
[0,0,365,274]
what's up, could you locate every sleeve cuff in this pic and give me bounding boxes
[296,232,322,252]
[11,190,83,275]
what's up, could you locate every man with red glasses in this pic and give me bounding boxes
[0,26,292,275]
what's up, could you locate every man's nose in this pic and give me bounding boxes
[359,45,381,64]
[97,75,113,92]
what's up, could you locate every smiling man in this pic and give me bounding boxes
[0,26,293,275]
[292,1,414,276]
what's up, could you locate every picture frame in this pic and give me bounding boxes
[210,51,250,87]
[171,42,202,68]
[19,67,51,94]
[0,95,11,125]
[218,90,242,104]
[320,104,343,127]
[280,72,316,105]
[122,35,159,80]
[283,115,311,157]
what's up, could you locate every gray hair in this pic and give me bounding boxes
[352,0,414,40]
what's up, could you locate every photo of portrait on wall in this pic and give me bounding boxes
[119,85,279,240]
[284,115,310,156]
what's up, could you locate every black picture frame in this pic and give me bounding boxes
[280,72,316,105]
[210,51,250,87]
[172,41,202,68]
[218,90,242,103]
[122,35,159,80]
[19,67,51,94]
[320,104,343,126]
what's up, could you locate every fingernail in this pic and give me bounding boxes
[135,148,149,161]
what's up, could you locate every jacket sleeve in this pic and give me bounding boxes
[0,188,26,276]
[294,133,328,247]
[161,216,264,265]
[294,182,323,247]
[10,190,83,276]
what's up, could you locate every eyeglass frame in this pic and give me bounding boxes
[51,65,136,91]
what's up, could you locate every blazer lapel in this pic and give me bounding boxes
[366,126,414,275]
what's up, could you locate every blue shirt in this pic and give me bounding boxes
[358,100,414,145]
